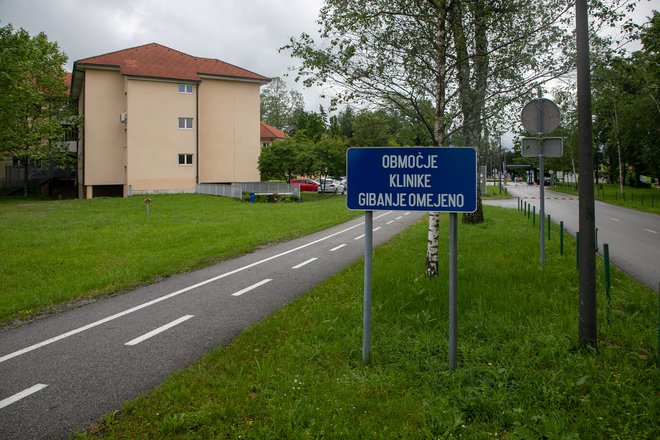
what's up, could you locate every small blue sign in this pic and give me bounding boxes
[346,147,477,212]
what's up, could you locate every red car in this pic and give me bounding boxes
[290,178,320,192]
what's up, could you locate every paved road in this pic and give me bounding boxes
[492,183,660,291]
[0,210,425,439]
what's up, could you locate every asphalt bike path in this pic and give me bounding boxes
[0,210,425,439]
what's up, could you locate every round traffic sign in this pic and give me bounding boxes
[521,98,561,134]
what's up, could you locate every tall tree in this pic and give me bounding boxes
[260,77,304,132]
[258,137,301,182]
[284,0,638,276]
[0,24,74,196]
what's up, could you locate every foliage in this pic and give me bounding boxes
[241,192,299,203]
[260,77,304,133]
[592,11,660,186]
[77,207,659,439]
[258,137,301,182]
[0,24,76,195]
[290,109,327,142]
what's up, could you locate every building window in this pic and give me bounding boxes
[178,117,194,129]
[178,84,193,94]
[178,154,193,165]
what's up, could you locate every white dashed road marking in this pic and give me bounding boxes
[125,315,194,346]
[0,384,48,410]
[231,279,273,297]
[292,258,318,269]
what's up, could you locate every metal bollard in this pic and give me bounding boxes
[604,243,611,305]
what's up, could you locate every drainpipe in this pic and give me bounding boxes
[196,82,200,186]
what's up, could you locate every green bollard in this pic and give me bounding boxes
[560,221,564,255]
[604,243,611,306]
[595,227,599,252]
[548,214,551,240]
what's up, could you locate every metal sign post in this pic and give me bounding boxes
[448,213,458,369]
[347,147,477,369]
[521,93,562,267]
[362,211,373,363]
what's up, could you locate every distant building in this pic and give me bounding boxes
[70,43,269,198]
[260,122,288,148]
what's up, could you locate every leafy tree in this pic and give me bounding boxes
[290,109,327,142]
[284,0,639,276]
[0,24,75,196]
[260,77,304,132]
[350,110,393,147]
[258,137,301,182]
[283,0,570,275]
[329,106,355,138]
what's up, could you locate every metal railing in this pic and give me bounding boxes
[196,182,299,199]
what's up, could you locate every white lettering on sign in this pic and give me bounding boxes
[382,153,438,169]
[389,174,432,188]
[358,192,464,209]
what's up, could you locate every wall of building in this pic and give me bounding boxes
[82,69,126,196]
[125,79,197,194]
[198,79,261,183]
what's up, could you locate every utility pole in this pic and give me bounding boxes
[576,0,597,348]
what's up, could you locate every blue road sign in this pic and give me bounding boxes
[346,147,477,212]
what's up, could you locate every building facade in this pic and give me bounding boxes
[260,122,288,148]
[70,43,269,198]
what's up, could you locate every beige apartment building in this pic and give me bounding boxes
[70,43,269,198]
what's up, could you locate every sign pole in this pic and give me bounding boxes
[449,212,458,370]
[362,210,373,363]
[537,89,546,267]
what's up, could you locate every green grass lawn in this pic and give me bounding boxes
[483,184,512,199]
[553,182,660,215]
[76,206,659,439]
[0,193,359,325]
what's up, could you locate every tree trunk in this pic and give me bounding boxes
[613,102,624,198]
[426,213,440,276]
[426,0,449,278]
[451,0,488,225]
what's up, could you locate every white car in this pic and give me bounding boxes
[317,178,345,194]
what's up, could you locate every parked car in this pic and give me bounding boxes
[290,178,320,192]
[339,176,347,191]
[317,178,345,194]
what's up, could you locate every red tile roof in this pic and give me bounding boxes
[63,71,72,94]
[74,43,269,83]
[260,122,288,140]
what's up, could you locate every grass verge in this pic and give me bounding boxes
[0,193,358,325]
[77,206,659,439]
[553,182,660,215]
[483,184,512,199]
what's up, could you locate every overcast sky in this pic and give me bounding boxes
[1,0,656,145]
[0,0,329,110]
